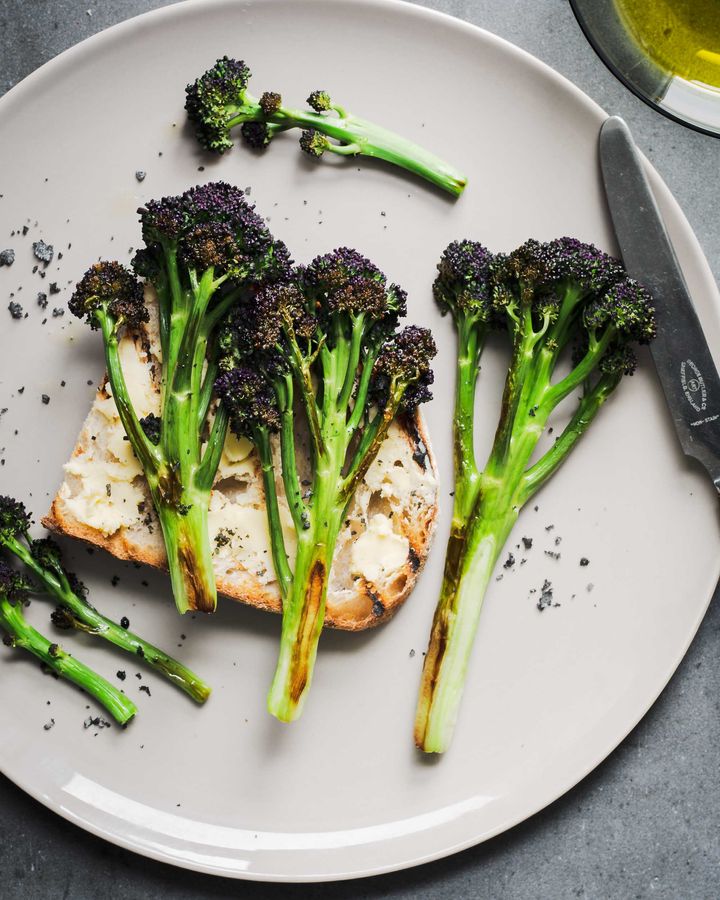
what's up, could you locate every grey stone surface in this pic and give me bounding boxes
[0,0,718,897]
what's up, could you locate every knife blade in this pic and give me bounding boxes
[599,115,720,492]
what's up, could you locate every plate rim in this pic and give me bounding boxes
[0,0,718,882]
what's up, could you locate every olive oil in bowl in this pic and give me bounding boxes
[615,0,720,91]
[570,0,720,136]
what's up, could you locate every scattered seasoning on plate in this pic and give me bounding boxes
[580,557,590,567]
[32,240,54,264]
[135,170,146,182]
[83,715,111,730]
[37,292,48,308]
[139,685,151,696]
[7,302,23,319]
[536,579,557,611]
[0,248,15,266]
[521,536,533,550]
[41,394,50,405]
[503,552,515,569]
[43,718,55,731]
[52,307,64,317]
[116,670,126,681]
[49,282,60,294]
[120,616,129,628]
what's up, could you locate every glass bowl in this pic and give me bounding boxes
[570,0,720,137]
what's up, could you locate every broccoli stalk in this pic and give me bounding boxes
[185,57,467,198]
[415,238,656,753]
[216,250,436,720]
[69,183,292,614]
[0,496,210,703]
[0,560,136,724]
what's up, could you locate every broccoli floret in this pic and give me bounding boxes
[433,239,495,322]
[0,496,210,705]
[0,559,31,604]
[216,248,436,722]
[306,90,332,112]
[259,91,282,116]
[69,182,292,615]
[0,495,32,542]
[69,262,148,330]
[184,57,467,196]
[214,365,280,437]
[373,325,436,411]
[184,56,252,153]
[240,121,272,149]
[415,237,656,753]
[139,413,162,445]
[299,129,330,158]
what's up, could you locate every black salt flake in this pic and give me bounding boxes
[32,239,54,264]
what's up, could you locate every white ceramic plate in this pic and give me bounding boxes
[0,0,718,883]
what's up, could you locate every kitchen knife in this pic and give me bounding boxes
[599,115,720,492]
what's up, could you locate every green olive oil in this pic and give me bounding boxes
[614,0,720,89]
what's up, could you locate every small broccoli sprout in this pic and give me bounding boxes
[50,606,78,630]
[214,366,280,437]
[299,128,331,158]
[374,325,437,411]
[0,559,31,605]
[68,262,148,330]
[259,91,282,116]
[139,413,162,445]
[28,536,64,571]
[307,90,332,112]
[241,121,273,149]
[184,57,467,195]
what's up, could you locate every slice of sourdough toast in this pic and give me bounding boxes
[43,295,439,631]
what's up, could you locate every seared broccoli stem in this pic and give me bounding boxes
[185,57,467,198]
[216,249,436,721]
[415,238,656,753]
[0,497,211,703]
[0,559,136,725]
[69,182,292,614]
